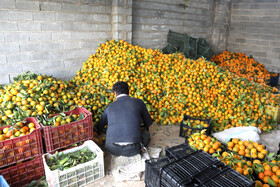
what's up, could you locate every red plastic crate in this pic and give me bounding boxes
[39,107,93,154]
[0,117,44,168]
[0,155,45,187]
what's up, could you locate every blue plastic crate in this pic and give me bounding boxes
[0,175,9,187]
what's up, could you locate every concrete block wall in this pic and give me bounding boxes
[132,0,215,49]
[0,0,112,84]
[228,0,280,72]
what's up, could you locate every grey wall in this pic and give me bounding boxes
[228,0,280,72]
[132,0,215,49]
[0,0,279,84]
[0,0,112,84]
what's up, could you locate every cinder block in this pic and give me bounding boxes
[40,2,62,11]
[51,50,63,60]
[44,60,64,69]
[21,61,44,71]
[18,22,41,31]
[34,12,55,20]
[80,41,99,49]
[8,11,33,21]
[62,3,80,12]
[55,13,76,21]
[0,63,21,74]
[4,32,29,42]
[97,14,110,23]
[0,21,18,31]
[106,0,112,5]
[0,11,10,20]
[30,32,51,41]
[6,53,30,63]
[16,0,39,10]
[0,55,6,64]
[42,42,63,50]
[112,0,124,6]
[20,43,42,52]
[62,22,81,31]
[0,0,16,9]
[92,5,111,14]
[126,15,132,23]
[41,22,63,31]
[63,41,82,49]
[82,23,98,31]
[64,59,83,68]
[80,5,95,13]
[52,32,71,40]
[98,24,112,31]
[31,51,52,61]
[75,14,94,22]
[112,15,123,23]
[0,43,20,53]
[115,23,131,31]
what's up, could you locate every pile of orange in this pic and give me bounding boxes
[215,151,254,179]
[212,51,272,84]
[227,138,267,159]
[0,72,76,126]
[0,121,35,141]
[253,159,280,186]
[72,39,279,132]
[187,132,222,154]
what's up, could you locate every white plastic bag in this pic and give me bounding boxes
[212,126,261,143]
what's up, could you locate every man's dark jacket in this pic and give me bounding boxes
[97,95,153,143]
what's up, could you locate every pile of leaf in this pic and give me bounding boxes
[46,147,96,171]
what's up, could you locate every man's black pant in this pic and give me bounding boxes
[105,130,150,157]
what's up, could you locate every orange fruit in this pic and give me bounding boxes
[222,152,229,157]
[209,148,215,154]
[232,138,239,144]
[238,150,245,156]
[28,123,35,129]
[275,169,280,177]
[264,170,273,177]
[236,167,243,174]
[262,184,269,187]
[271,174,279,184]
[253,160,262,165]
[243,140,249,147]
[263,176,270,184]
[228,142,234,148]
[258,172,265,180]
[251,148,257,154]
[238,140,244,146]
[261,149,267,155]
[258,153,265,159]
[264,165,271,171]
[6,131,13,138]
[256,145,264,152]
[272,166,279,173]
[254,180,262,187]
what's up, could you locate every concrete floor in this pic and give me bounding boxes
[88,123,280,187]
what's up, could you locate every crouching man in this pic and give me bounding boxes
[97,81,153,157]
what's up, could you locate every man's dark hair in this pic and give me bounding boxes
[112,81,129,95]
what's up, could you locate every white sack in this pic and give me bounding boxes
[212,126,261,143]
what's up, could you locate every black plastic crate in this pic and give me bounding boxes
[179,115,211,138]
[160,150,221,187]
[145,156,175,187]
[201,167,255,187]
[193,162,229,185]
[165,143,195,159]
